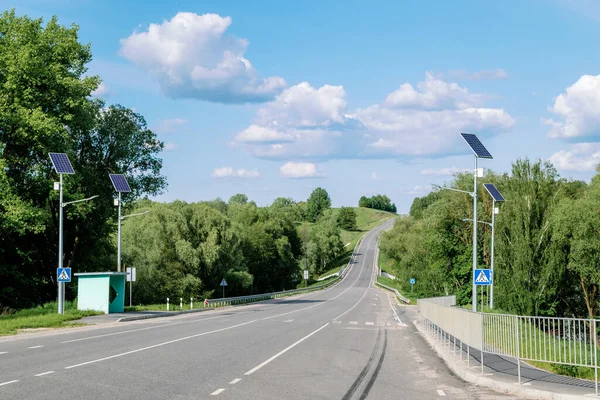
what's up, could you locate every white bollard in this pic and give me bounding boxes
[180,298,183,310]
[190,298,193,309]
[167,298,169,311]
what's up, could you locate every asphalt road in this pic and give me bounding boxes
[0,219,516,400]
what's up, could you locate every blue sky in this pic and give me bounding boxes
[9,0,600,212]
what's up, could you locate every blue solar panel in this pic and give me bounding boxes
[483,183,505,202]
[460,133,493,159]
[109,174,131,193]
[49,153,75,174]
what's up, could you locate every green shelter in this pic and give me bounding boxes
[75,272,127,314]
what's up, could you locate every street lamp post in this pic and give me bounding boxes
[482,183,505,309]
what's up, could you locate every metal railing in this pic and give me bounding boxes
[203,237,363,308]
[418,296,600,395]
[375,281,411,304]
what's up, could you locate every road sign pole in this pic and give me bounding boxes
[472,156,478,312]
[130,279,132,307]
[117,192,122,272]
[58,173,64,315]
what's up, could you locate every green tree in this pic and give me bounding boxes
[229,193,248,205]
[337,207,357,230]
[306,187,331,222]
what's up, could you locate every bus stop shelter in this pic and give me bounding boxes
[75,272,127,314]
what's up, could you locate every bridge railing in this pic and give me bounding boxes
[418,296,600,394]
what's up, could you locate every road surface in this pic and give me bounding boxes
[0,219,514,399]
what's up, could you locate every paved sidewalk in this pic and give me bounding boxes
[414,319,598,399]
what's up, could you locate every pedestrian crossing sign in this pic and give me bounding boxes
[57,267,71,283]
[474,269,491,285]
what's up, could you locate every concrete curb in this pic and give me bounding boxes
[413,320,593,400]
[117,307,215,322]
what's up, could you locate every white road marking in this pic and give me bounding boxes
[349,321,358,325]
[370,303,377,306]
[64,320,257,370]
[28,345,43,349]
[283,319,294,323]
[437,389,446,396]
[0,380,19,387]
[0,352,7,355]
[229,378,241,385]
[245,323,329,376]
[61,314,230,343]
[211,388,225,395]
[365,322,374,326]
[34,371,55,377]
[386,293,407,326]
[332,321,342,324]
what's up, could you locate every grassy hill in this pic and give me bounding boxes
[299,207,396,279]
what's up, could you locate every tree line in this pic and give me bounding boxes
[380,159,600,319]
[359,194,397,213]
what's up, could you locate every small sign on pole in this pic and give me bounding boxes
[220,278,228,298]
[474,269,492,286]
[57,267,71,283]
[304,270,309,281]
[126,267,136,307]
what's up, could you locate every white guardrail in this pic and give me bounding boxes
[203,237,363,308]
[418,296,600,395]
[374,281,411,304]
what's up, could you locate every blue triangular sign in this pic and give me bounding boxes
[220,278,228,287]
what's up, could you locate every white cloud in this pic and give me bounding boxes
[405,185,430,195]
[120,12,286,103]
[235,125,294,144]
[279,162,321,178]
[447,68,508,81]
[212,167,260,179]
[543,74,600,138]
[420,166,472,176]
[371,172,380,181]
[549,143,600,172]
[236,72,514,160]
[383,72,485,109]
[91,82,109,97]
[164,143,177,151]
[155,118,186,134]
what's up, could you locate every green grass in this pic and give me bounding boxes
[376,276,417,304]
[0,301,102,336]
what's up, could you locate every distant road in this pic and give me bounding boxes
[0,219,514,399]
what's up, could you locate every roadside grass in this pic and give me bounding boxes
[376,276,417,305]
[0,301,102,336]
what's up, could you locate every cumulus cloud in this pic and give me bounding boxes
[420,166,472,176]
[163,143,177,151]
[120,12,286,103]
[279,162,322,178]
[155,118,186,134]
[549,143,600,172]
[236,72,514,160]
[212,167,260,179]
[543,74,600,138]
[91,82,109,97]
[447,68,508,81]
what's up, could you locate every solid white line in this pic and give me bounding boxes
[0,380,19,387]
[437,389,446,396]
[244,323,329,376]
[34,371,55,377]
[64,320,257,369]
[283,319,294,322]
[211,388,225,395]
[61,314,230,343]
[365,322,374,326]
[28,345,43,349]
[386,292,407,326]
[229,378,241,385]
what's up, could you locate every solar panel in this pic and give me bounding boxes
[460,133,493,159]
[109,174,131,193]
[483,183,505,202]
[49,153,75,174]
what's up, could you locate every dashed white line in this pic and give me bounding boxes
[437,389,446,396]
[283,319,294,323]
[0,352,7,355]
[211,388,225,395]
[365,322,375,326]
[0,380,19,387]
[28,345,43,349]
[349,321,358,325]
[332,320,342,324]
[229,378,241,385]
[34,371,55,377]
[245,323,329,376]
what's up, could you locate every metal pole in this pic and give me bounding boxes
[223,285,225,298]
[117,192,122,272]
[473,156,478,312]
[594,319,598,395]
[491,199,496,309]
[58,174,64,315]
[129,280,132,307]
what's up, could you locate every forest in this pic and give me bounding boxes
[380,159,599,319]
